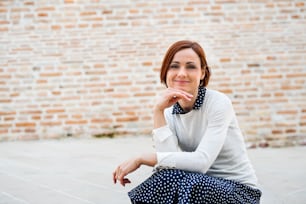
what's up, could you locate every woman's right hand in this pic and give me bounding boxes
[153,88,193,129]
[154,88,193,112]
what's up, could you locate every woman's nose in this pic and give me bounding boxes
[177,67,187,76]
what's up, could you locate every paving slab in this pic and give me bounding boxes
[0,136,305,204]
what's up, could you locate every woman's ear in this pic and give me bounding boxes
[201,69,205,80]
[199,70,205,86]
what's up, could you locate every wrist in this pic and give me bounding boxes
[154,106,164,114]
[154,107,166,129]
[135,156,142,168]
[138,153,157,167]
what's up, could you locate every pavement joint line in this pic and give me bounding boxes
[1,191,30,204]
[70,178,126,194]
[0,158,42,172]
[51,189,96,204]
[1,170,95,204]
[284,187,306,198]
[0,170,29,183]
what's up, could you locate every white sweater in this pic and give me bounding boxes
[153,89,258,188]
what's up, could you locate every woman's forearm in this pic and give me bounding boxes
[154,108,167,129]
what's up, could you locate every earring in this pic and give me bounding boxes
[199,79,203,87]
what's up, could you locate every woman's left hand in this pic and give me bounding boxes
[113,153,157,186]
[113,157,141,186]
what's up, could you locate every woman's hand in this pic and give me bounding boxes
[113,153,157,186]
[154,88,193,129]
[113,157,140,186]
[155,88,193,112]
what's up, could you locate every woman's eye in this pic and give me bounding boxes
[170,64,179,69]
[187,65,196,69]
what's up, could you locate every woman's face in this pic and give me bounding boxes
[166,48,204,95]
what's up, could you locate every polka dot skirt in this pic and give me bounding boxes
[128,169,261,204]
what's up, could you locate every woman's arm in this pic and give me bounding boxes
[155,93,234,173]
[113,88,192,186]
[153,89,193,151]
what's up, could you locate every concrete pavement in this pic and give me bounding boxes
[0,136,305,204]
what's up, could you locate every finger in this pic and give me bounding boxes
[112,171,117,184]
[179,91,193,98]
[167,90,193,101]
[122,178,131,186]
[168,88,193,97]
[120,177,131,186]
[123,178,131,184]
[171,92,192,101]
[119,176,125,186]
[118,170,128,186]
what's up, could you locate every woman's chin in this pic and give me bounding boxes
[170,85,188,91]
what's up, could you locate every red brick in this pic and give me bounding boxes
[35,7,55,11]
[91,118,113,123]
[116,116,139,122]
[295,2,304,7]
[0,111,16,115]
[40,72,62,77]
[220,58,231,62]
[0,99,11,103]
[65,120,87,125]
[38,13,48,17]
[40,122,61,126]
[20,110,42,114]
[51,25,61,30]
[11,8,30,12]
[32,116,41,120]
[286,73,306,78]
[134,92,155,97]
[0,27,8,32]
[46,109,65,113]
[261,74,282,79]
[272,129,283,134]
[277,110,298,115]
[16,123,36,127]
[0,129,8,134]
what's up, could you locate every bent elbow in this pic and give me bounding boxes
[193,152,212,174]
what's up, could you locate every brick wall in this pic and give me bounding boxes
[0,0,305,147]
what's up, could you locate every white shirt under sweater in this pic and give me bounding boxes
[153,89,259,189]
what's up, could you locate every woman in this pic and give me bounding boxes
[113,40,262,203]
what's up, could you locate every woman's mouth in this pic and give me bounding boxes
[174,80,189,84]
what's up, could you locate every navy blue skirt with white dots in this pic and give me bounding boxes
[128,169,261,204]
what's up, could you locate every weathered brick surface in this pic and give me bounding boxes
[0,0,305,147]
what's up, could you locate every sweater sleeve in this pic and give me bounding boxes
[154,93,234,173]
[152,125,181,152]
